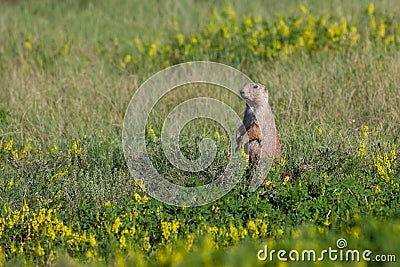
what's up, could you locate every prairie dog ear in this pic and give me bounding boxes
[257,83,268,92]
[257,83,269,102]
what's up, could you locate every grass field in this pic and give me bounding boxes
[0,0,400,266]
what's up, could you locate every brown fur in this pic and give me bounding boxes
[236,82,281,164]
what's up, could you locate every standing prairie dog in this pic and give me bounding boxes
[236,82,281,165]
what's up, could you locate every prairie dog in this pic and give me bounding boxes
[236,82,281,165]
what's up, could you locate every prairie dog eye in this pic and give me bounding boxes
[252,84,258,89]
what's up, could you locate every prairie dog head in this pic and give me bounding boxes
[239,82,269,107]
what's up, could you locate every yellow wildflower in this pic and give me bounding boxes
[229,223,239,242]
[176,33,185,46]
[50,143,57,154]
[134,193,142,202]
[358,141,366,157]
[86,250,96,260]
[89,234,97,247]
[223,5,236,20]
[124,54,131,63]
[36,242,45,256]
[323,218,330,226]
[340,17,348,34]
[4,139,13,151]
[112,217,122,234]
[278,18,290,36]
[213,10,222,23]
[260,221,268,235]
[373,185,381,193]
[239,225,248,239]
[385,35,395,44]
[328,22,341,42]
[293,18,303,27]
[233,24,239,33]
[171,16,178,30]
[35,56,43,69]
[347,226,361,238]
[134,37,143,52]
[130,225,136,236]
[282,24,290,36]
[377,23,385,38]
[171,220,180,233]
[5,178,13,191]
[143,236,151,251]
[240,145,249,163]
[222,26,230,40]
[265,180,273,187]
[186,234,195,250]
[147,125,158,142]
[370,16,376,30]
[18,243,24,254]
[248,220,259,238]
[373,151,394,182]
[390,144,397,162]
[71,140,81,155]
[213,131,220,141]
[21,143,31,158]
[161,221,170,240]
[367,3,374,15]
[149,44,157,58]
[280,152,287,167]
[22,200,29,213]
[184,44,191,55]
[47,226,56,240]
[363,125,369,137]
[350,26,360,46]
[206,225,218,236]
[358,126,369,157]
[119,234,127,248]
[273,40,282,49]
[320,16,326,27]
[283,175,290,186]
[300,5,308,14]
[245,16,253,28]
[10,242,17,253]
[323,210,331,226]
[25,41,32,51]
[62,44,69,57]
[307,15,316,26]
[191,35,197,44]
[304,29,315,49]
[49,164,70,185]
[298,36,305,47]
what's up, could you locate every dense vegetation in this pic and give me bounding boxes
[0,1,399,266]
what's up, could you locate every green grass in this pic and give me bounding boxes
[0,0,400,266]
